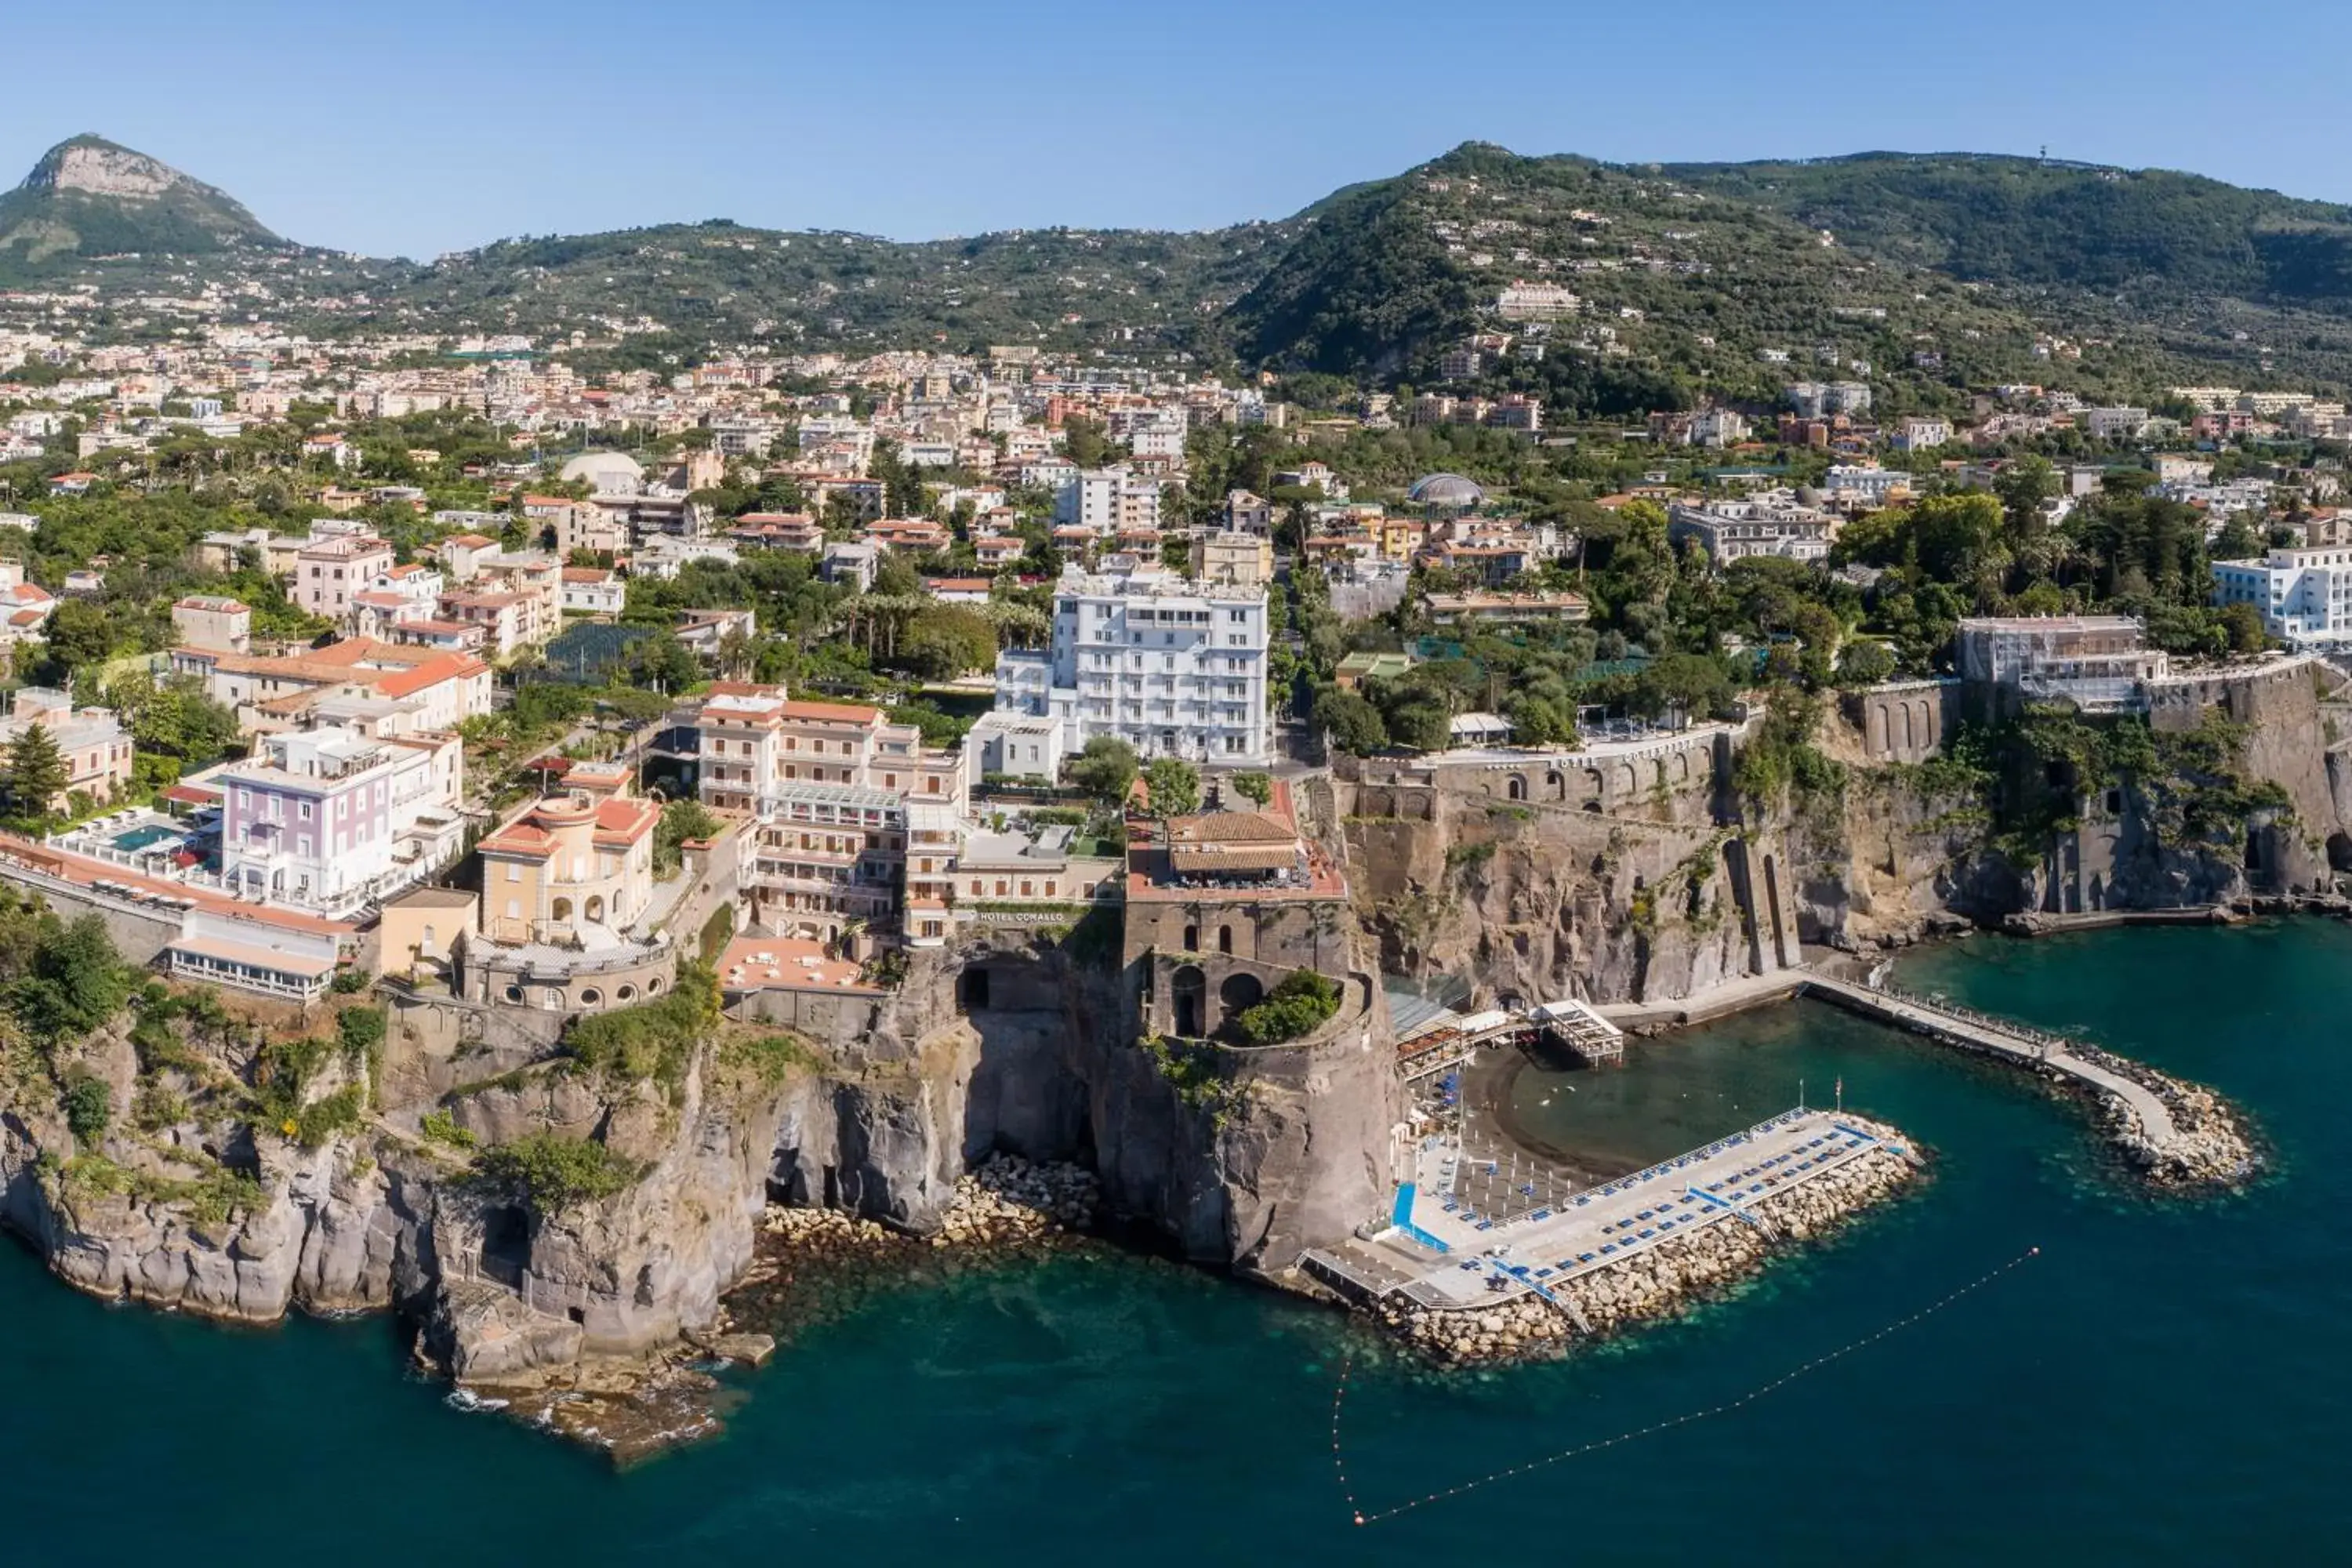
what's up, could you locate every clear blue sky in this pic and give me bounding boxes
[6,0,2345,259]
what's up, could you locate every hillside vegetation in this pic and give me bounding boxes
[20,136,2352,391]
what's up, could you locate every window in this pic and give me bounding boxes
[505,862,520,883]
[299,800,313,821]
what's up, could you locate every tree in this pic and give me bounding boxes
[13,914,131,1040]
[1238,970,1342,1044]
[39,598,112,677]
[1632,652,1736,721]
[888,606,997,681]
[5,723,67,821]
[1142,757,1201,817]
[1315,686,1388,754]
[626,633,701,694]
[1068,736,1139,801]
[1231,771,1273,807]
[655,797,721,878]
[1836,640,1900,687]
[2218,601,2269,655]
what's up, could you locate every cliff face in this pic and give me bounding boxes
[1336,760,1785,1006]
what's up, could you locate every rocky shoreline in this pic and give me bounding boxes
[1369,1121,1923,1367]
[455,1156,1105,1463]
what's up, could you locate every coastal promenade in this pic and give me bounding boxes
[1307,1108,1892,1312]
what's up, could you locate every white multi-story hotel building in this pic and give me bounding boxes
[2212,546,2352,647]
[994,562,1271,764]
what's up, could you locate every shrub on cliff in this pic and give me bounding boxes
[61,1073,109,1145]
[475,1133,641,1215]
[1237,970,1342,1045]
[10,914,131,1044]
[561,964,721,1097]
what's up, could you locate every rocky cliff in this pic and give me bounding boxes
[1340,655,2352,998]
[0,874,1400,1403]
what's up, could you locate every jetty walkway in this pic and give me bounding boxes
[1798,976,2179,1148]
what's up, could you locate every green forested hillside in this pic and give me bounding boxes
[356,220,1300,355]
[1663,152,2352,302]
[20,134,2352,395]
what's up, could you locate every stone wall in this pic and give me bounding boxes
[1845,679,1962,764]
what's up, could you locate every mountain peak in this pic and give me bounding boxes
[25,135,204,202]
[0,134,285,274]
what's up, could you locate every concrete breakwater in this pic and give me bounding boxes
[1804,978,2258,1189]
[1371,1123,1921,1366]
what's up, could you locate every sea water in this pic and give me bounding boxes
[5,923,2346,1563]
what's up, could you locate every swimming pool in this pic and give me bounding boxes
[112,824,181,853]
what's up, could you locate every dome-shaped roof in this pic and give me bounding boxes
[1409,472,1486,506]
[559,450,646,494]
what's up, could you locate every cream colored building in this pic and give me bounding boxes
[1189,530,1272,587]
[476,779,660,946]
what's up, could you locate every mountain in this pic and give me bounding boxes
[18,135,2352,401]
[0,134,287,275]
[1217,143,2352,405]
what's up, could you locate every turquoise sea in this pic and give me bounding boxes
[8,923,2349,1563]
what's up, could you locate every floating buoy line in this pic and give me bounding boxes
[1330,1246,2041,1527]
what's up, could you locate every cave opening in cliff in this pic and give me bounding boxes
[957,967,990,1011]
[477,1205,530,1287]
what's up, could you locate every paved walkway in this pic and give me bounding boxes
[1311,1109,1887,1312]
[1802,976,2178,1147]
[1594,967,1809,1031]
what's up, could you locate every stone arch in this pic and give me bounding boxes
[1182,923,1200,952]
[1900,703,1917,755]
[1218,924,1234,956]
[585,895,605,924]
[1671,750,1691,782]
[1171,964,1207,1039]
[1614,762,1637,797]
[542,987,564,1010]
[1218,971,1264,1033]
[550,896,574,924]
[1546,770,1566,802]
[1583,767,1605,800]
[1868,701,1889,757]
[1507,773,1528,802]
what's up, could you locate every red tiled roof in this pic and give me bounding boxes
[779,699,880,724]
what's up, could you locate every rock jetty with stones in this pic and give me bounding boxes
[1374,1123,1922,1367]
